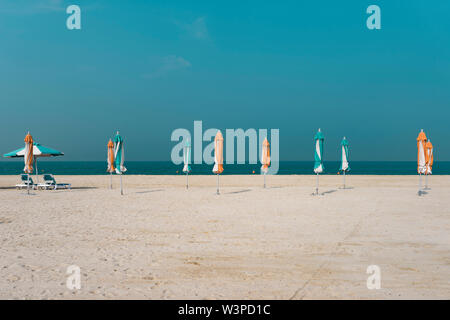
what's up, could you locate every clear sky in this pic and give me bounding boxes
[1,0,449,161]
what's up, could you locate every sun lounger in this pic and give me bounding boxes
[37,174,71,190]
[16,174,36,190]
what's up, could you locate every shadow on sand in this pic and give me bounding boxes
[225,189,252,195]
[418,190,428,196]
[0,187,17,190]
[312,189,337,196]
[135,189,164,194]
[71,187,98,190]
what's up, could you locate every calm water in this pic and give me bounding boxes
[0,161,449,175]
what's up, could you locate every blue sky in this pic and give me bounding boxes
[0,0,449,161]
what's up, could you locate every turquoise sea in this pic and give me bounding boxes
[0,161,449,175]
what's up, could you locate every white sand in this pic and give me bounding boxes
[0,174,449,299]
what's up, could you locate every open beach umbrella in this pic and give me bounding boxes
[339,137,350,189]
[212,130,224,194]
[183,139,192,189]
[4,135,64,182]
[114,131,127,195]
[313,129,324,195]
[107,139,115,189]
[4,142,64,159]
[425,139,433,189]
[261,137,270,188]
[417,129,427,195]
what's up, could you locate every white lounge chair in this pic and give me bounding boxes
[16,174,36,190]
[37,174,71,190]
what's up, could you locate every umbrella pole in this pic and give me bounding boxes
[186,172,189,190]
[264,172,266,188]
[316,173,319,195]
[418,173,422,196]
[110,172,112,189]
[35,157,39,183]
[120,174,123,195]
[343,171,346,189]
[216,174,219,195]
[27,173,30,195]
[425,174,428,189]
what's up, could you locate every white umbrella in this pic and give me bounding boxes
[183,139,192,189]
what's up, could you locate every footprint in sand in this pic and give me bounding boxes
[6,275,20,282]
[0,217,12,224]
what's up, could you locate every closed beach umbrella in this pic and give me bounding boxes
[425,139,433,189]
[24,133,34,194]
[261,137,270,188]
[339,137,350,189]
[23,133,34,174]
[417,129,427,174]
[313,128,324,195]
[183,139,192,189]
[107,139,115,189]
[425,140,433,175]
[212,130,224,194]
[114,131,127,195]
[417,129,427,195]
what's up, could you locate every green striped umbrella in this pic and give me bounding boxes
[339,137,350,188]
[4,141,64,180]
[113,132,126,174]
[4,142,64,158]
[182,139,192,189]
[113,131,126,195]
[313,129,324,195]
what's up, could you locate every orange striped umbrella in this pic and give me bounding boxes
[213,130,224,194]
[107,139,115,189]
[107,139,115,173]
[417,129,427,174]
[417,129,427,195]
[261,137,270,188]
[261,137,270,172]
[24,132,34,174]
[213,130,224,174]
[23,132,34,194]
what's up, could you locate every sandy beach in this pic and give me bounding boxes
[0,174,449,300]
